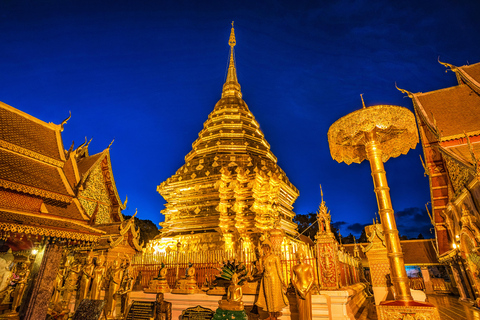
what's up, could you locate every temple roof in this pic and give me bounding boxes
[0,101,64,161]
[0,100,135,250]
[77,151,105,178]
[343,239,439,266]
[414,84,480,139]
[0,210,105,242]
[0,149,72,201]
[404,61,480,169]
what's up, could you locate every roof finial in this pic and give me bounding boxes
[229,21,236,48]
[360,94,366,109]
[222,22,242,99]
[395,82,414,98]
[438,56,457,73]
[320,184,324,203]
[60,111,71,132]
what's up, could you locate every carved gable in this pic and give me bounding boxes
[78,164,112,224]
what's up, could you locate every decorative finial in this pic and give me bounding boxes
[320,184,324,203]
[360,94,366,109]
[395,82,414,98]
[108,139,115,149]
[438,56,457,73]
[222,22,242,98]
[60,111,71,132]
[229,21,236,48]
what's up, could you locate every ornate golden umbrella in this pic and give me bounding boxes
[328,104,418,302]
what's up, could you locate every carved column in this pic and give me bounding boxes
[23,243,63,320]
[450,263,467,300]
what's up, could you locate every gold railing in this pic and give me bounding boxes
[132,243,362,290]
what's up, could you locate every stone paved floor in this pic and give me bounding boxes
[428,294,480,320]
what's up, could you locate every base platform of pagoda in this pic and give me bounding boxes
[127,282,368,320]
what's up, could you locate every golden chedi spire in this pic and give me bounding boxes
[222,21,242,99]
[153,23,299,254]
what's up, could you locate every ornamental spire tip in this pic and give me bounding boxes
[222,21,242,98]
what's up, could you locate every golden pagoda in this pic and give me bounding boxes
[151,23,299,253]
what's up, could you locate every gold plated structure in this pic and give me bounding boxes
[152,23,299,253]
[291,249,314,320]
[328,104,440,319]
[328,104,417,301]
[218,273,244,311]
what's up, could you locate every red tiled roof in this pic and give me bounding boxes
[460,63,480,85]
[416,85,480,138]
[401,239,438,265]
[0,103,62,160]
[343,239,438,266]
[92,222,121,235]
[43,202,85,221]
[0,188,43,213]
[63,157,77,189]
[0,149,70,197]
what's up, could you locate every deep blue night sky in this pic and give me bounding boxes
[1,0,479,239]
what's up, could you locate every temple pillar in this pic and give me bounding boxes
[22,243,63,320]
[450,264,468,300]
[421,267,434,294]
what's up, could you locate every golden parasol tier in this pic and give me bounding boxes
[328,104,418,302]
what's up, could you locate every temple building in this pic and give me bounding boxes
[399,61,480,304]
[0,101,141,317]
[151,25,300,253]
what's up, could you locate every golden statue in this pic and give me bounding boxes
[145,262,171,293]
[78,251,95,302]
[118,256,135,315]
[218,273,244,311]
[291,250,314,320]
[105,255,124,319]
[255,239,288,319]
[172,261,198,294]
[90,253,106,300]
[185,261,195,279]
[61,256,81,309]
[10,259,31,312]
[0,250,14,305]
[51,255,67,306]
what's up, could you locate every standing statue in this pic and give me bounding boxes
[105,255,124,319]
[255,239,288,320]
[118,255,135,315]
[51,254,68,307]
[153,293,172,320]
[0,249,14,302]
[291,249,314,320]
[90,253,107,300]
[78,251,95,303]
[61,256,82,309]
[10,259,31,312]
